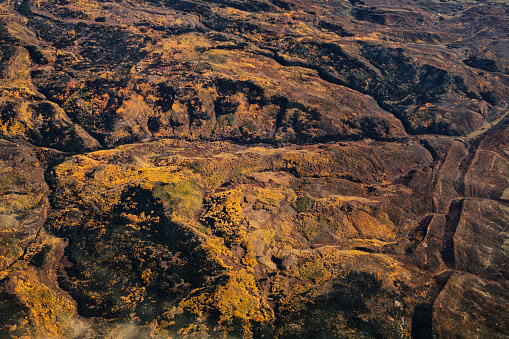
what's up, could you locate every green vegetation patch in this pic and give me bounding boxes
[298,259,330,283]
[0,236,23,261]
[291,194,315,212]
[152,179,202,218]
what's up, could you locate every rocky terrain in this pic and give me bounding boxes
[0,0,508,337]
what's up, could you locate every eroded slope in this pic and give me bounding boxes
[0,0,508,337]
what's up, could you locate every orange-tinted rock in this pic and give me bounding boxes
[0,0,508,336]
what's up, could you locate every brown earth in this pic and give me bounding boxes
[0,0,508,337]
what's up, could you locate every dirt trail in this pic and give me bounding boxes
[467,106,509,139]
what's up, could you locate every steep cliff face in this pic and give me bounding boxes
[0,0,508,337]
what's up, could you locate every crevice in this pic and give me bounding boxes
[419,139,439,163]
[353,246,375,253]
[405,214,434,254]
[271,96,288,140]
[440,199,464,268]
[411,269,454,339]
[454,138,480,197]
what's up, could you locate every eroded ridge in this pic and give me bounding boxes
[0,0,508,337]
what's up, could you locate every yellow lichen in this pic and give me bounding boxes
[14,272,76,338]
[180,269,273,338]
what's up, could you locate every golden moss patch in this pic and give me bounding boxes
[298,259,331,283]
[201,188,247,245]
[152,179,202,219]
[180,269,273,338]
[253,187,284,212]
[14,272,76,338]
